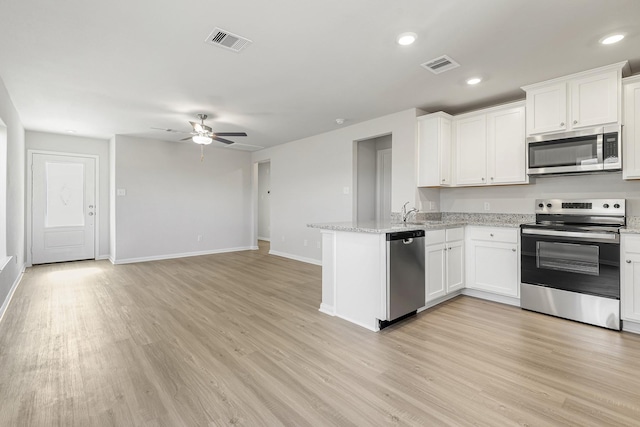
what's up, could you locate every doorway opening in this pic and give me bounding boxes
[354,134,392,222]
[256,160,271,246]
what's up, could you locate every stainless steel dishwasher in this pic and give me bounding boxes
[384,229,425,327]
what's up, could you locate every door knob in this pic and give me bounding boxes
[88,212,94,216]
[89,205,94,208]
[512,248,516,252]
[627,260,632,263]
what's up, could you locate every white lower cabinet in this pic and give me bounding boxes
[621,235,640,323]
[466,226,520,298]
[425,228,464,303]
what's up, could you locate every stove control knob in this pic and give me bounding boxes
[614,203,621,209]
[546,203,552,208]
[538,203,544,208]
[603,203,610,209]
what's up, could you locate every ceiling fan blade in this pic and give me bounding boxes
[213,136,235,145]
[214,132,247,137]
[180,136,193,141]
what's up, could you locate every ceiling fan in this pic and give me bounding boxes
[178,114,248,146]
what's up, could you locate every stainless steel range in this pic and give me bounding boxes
[520,199,625,330]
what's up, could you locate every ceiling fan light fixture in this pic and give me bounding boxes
[192,135,213,145]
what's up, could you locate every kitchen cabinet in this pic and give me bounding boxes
[621,235,640,323]
[623,75,640,180]
[465,226,519,298]
[425,228,464,303]
[417,112,453,186]
[454,102,527,187]
[522,62,628,136]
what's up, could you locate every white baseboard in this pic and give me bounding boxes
[95,255,110,261]
[113,246,256,265]
[0,263,26,324]
[418,291,462,312]
[319,303,335,316]
[462,288,520,307]
[257,237,271,242]
[268,250,321,266]
[623,320,640,335]
[334,313,379,332]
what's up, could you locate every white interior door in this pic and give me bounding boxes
[32,153,96,264]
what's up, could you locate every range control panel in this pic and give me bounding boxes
[534,199,625,216]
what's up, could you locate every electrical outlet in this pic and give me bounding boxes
[303,239,308,246]
[429,201,436,210]
[116,188,126,196]
[197,235,203,242]
[343,186,350,194]
[484,202,490,211]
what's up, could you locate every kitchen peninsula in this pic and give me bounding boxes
[309,213,531,331]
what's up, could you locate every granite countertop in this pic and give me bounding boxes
[308,213,533,234]
[620,217,640,234]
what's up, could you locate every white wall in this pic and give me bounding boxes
[257,161,271,240]
[440,173,640,215]
[356,139,377,221]
[252,108,420,263]
[0,75,25,315]
[112,136,253,262]
[25,131,110,258]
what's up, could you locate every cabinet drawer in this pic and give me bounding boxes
[623,235,640,253]
[425,229,446,246]
[466,226,518,244]
[446,227,464,242]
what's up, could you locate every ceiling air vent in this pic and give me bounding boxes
[421,55,460,74]
[205,27,252,53]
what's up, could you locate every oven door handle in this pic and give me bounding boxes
[522,228,619,242]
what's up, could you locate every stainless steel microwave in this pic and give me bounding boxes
[527,125,621,176]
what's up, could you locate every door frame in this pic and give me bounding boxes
[26,150,100,266]
[376,148,392,222]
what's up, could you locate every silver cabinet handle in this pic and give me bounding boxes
[442,178,445,182]
[481,177,485,181]
[627,260,632,263]
[490,233,494,237]
[490,177,494,180]
[512,248,516,252]
[89,205,94,208]
[573,120,578,125]
[560,122,565,126]
[88,212,94,216]
[448,247,452,250]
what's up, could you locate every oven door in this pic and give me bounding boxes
[520,228,620,299]
[527,133,602,175]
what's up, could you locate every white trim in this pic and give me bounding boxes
[257,237,271,242]
[462,288,521,307]
[268,250,321,266]
[0,255,11,271]
[334,313,379,332]
[622,320,640,335]
[95,255,110,261]
[0,263,26,324]
[113,246,256,265]
[418,291,462,312]
[27,150,100,265]
[319,303,335,315]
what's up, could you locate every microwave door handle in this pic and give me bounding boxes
[597,134,603,163]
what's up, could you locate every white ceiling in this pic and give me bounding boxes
[0,0,639,149]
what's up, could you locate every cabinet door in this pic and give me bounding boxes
[417,116,452,187]
[446,240,464,293]
[455,115,487,185]
[425,243,446,302]
[525,83,567,135]
[467,240,519,297]
[623,80,640,179]
[622,252,640,322]
[570,70,618,129]
[487,106,527,185]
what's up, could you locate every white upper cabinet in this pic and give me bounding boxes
[487,105,527,185]
[417,112,452,187]
[623,76,640,180]
[455,115,487,186]
[522,62,628,137]
[453,101,527,187]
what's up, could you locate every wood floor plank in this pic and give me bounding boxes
[2,241,640,426]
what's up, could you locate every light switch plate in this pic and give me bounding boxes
[117,188,126,196]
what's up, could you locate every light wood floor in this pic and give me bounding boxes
[2,241,640,426]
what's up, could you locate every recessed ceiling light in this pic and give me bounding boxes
[66,129,76,133]
[600,34,624,45]
[466,77,482,85]
[335,118,345,125]
[397,32,417,46]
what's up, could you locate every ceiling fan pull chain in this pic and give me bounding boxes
[200,145,205,162]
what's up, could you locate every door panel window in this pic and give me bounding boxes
[45,162,85,228]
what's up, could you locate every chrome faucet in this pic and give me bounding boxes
[401,201,419,223]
